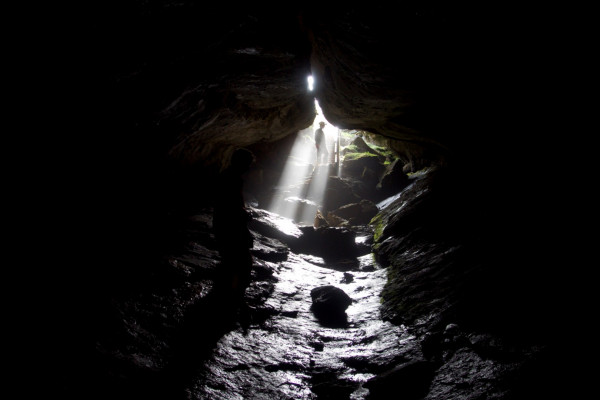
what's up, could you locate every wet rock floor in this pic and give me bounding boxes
[187,250,420,400]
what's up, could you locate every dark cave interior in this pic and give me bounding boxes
[23,2,591,399]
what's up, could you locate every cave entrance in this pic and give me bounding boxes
[263,100,392,226]
[265,99,337,225]
[261,76,398,227]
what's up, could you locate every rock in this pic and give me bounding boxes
[329,199,378,226]
[320,176,362,212]
[325,212,348,227]
[377,158,410,196]
[310,369,356,399]
[341,154,384,182]
[340,272,354,283]
[250,232,289,262]
[310,285,352,326]
[274,195,320,225]
[313,209,329,228]
[316,227,356,259]
[310,285,352,311]
[345,136,384,156]
[309,340,325,351]
[444,323,460,336]
[250,259,277,280]
[247,206,304,248]
[294,226,357,260]
[364,359,436,400]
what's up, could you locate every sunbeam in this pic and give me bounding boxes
[266,99,339,226]
[266,127,315,222]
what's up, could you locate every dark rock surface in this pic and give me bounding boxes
[328,199,379,227]
[377,158,410,197]
[310,285,353,327]
[364,359,436,400]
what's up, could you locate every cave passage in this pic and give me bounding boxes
[266,99,343,225]
[180,222,411,400]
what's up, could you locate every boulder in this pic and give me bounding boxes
[329,199,378,226]
[310,285,352,327]
[294,226,357,260]
[377,158,410,197]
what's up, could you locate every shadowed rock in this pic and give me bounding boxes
[364,359,436,400]
[295,226,358,260]
[310,285,352,327]
[377,158,410,197]
[327,199,379,226]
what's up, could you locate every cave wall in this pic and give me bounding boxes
[29,3,578,272]
[62,3,535,170]
[30,0,576,321]
[30,5,588,392]
[50,3,564,188]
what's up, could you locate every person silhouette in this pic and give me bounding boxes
[212,148,255,313]
[314,121,329,166]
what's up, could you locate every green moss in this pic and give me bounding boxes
[372,145,389,154]
[406,166,433,177]
[343,151,378,161]
[343,144,359,153]
[340,131,357,142]
[373,145,397,161]
[380,268,403,305]
[370,212,385,243]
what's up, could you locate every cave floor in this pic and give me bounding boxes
[179,246,417,399]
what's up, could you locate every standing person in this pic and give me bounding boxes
[314,121,329,166]
[212,148,255,310]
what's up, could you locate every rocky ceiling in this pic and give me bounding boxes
[66,2,551,171]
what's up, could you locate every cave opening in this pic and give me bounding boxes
[264,98,344,225]
[245,72,402,229]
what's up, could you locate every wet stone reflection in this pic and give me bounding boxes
[186,217,421,399]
